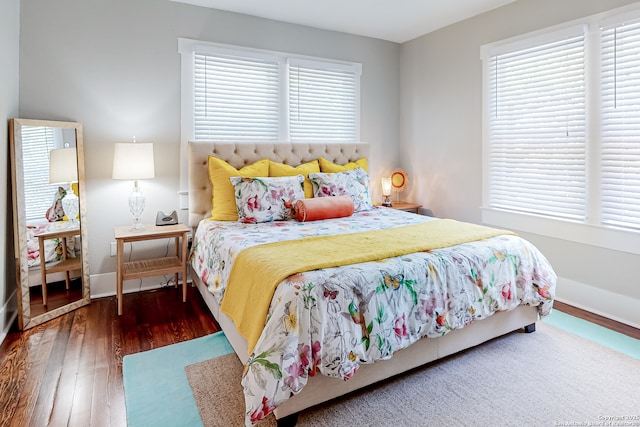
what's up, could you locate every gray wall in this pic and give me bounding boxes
[400,0,640,326]
[18,0,400,295]
[1,0,20,340]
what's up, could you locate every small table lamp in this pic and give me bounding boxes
[49,147,79,227]
[381,177,392,207]
[112,139,155,230]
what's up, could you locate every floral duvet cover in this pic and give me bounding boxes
[190,208,556,425]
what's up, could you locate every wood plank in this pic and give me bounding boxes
[29,315,73,427]
[0,328,39,425]
[67,305,95,427]
[48,309,86,426]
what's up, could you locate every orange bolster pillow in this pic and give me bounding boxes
[294,196,354,222]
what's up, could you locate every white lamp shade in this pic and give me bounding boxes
[49,147,78,184]
[381,177,392,197]
[112,142,155,180]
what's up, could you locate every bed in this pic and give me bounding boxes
[187,141,556,426]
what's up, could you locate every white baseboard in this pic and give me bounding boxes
[90,272,169,299]
[555,276,640,329]
[90,271,191,299]
[0,290,18,345]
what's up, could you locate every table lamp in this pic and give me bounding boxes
[381,177,392,207]
[112,138,155,230]
[49,146,79,226]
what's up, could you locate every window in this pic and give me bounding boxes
[485,27,587,222]
[288,59,358,142]
[482,5,640,254]
[600,19,640,230]
[180,39,361,143]
[21,125,57,222]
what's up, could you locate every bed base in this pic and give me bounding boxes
[192,273,539,424]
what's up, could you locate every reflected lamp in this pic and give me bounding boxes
[49,147,79,226]
[112,139,155,230]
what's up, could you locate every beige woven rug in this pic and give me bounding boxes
[185,322,640,427]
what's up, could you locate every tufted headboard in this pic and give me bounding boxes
[188,141,370,227]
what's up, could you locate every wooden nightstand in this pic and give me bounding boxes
[114,223,190,315]
[35,226,82,306]
[388,202,422,214]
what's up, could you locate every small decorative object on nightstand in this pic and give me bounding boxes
[391,169,409,202]
[114,223,189,315]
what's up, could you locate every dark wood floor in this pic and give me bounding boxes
[0,286,219,427]
[0,289,637,427]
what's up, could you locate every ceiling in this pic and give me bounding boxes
[171,0,517,43]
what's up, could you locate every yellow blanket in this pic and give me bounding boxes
[220,219,515,354]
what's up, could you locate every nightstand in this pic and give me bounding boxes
[114,223,190,315]
[388,202,422,214]
[35,226,82,306]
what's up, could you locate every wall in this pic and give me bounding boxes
[1,0,20,341]
[400,0,640,327]
[18,0,400,296]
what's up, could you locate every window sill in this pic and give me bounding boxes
[482,208,640,256]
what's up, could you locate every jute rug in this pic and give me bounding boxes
[185,322,640,427]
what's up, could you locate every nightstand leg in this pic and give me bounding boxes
[182,231,188,302]
[116,239,124,315]
[39,237,48,306]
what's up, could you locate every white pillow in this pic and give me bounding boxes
[230,175,305,223]
[308,168,373,212]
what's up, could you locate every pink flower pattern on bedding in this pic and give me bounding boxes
[190,208,556,425]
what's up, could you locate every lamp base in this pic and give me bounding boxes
[129,183,146,230]
[382,195,392,207]
[61,190,80,228]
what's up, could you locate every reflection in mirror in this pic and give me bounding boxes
[10,118,90,330]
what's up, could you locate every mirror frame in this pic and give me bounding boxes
[9,118,90,330]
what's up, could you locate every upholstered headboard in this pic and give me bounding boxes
[188,142,371,227]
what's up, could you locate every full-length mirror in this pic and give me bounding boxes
[9,118,90,330]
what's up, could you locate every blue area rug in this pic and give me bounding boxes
[122,311,639,426]
[123,331,233,427]
[543,309,640,359]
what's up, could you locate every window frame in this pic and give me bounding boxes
[178,38,361,144]
[481,4,640,255]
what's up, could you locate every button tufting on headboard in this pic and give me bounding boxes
[187,141,370,227]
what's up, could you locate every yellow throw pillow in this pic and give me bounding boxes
[319,157,368,173]
[269,159,320,199]
[208,157,270,221]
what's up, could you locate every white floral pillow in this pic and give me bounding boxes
[230,175,305,223]
[308,168,373,212]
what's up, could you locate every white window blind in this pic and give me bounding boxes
[21,125,57,222]
[288,59,359,142]
[601,18,640,230]
[193,52,280,141]
[184,40,361,143]
[486,29,587,220]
